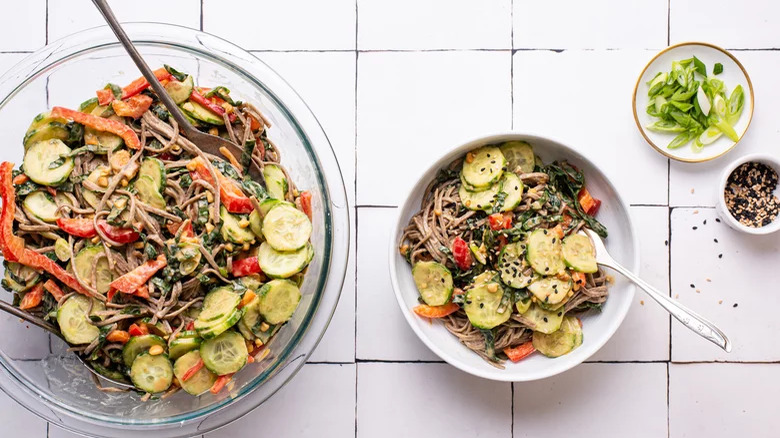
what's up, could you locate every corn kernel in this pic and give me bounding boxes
[133,222,144,232]
[121,178,129,187]
[206,191,214,203]
[148,345,164,356]
[434,209,442,216]
[209,127,219,136]
[225,243,234,252]
[205,223,215,233]
[487,283,498,293]
[186,161,198,171]
[238,219,250,229]
[466,152,475,163]
[292,189,299,197]
[259,322,270,332]
[97,176,109,187]
[133,241,145,249]
[254,339,264,347]
[171,145,181,153]
[91,236,100,244]
[114,197,127,209]
[399,244,409,255]
[109,150,131,172]
[465,200,472,207]
[242,242,250,251]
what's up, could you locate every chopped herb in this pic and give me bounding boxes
[713,63,723,75]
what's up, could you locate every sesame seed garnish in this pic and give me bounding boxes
[690,284,695,288]
[715,218,721,223]
[640,300,644,305]
[692,226,698,230]
[703,219,707,225]
[664,240,668,246]
[724,162,779,228]
[718,254,723,259]
[543,317,548,323]
[733,303,738,308]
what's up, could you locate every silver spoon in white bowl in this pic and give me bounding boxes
[583,228,732,352]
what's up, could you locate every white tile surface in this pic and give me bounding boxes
[670,51,780,207]
[357,51,512,206]
[47,0,202,43]
[203,0,356,51]
[670,0,780,49]
[0,388,48,437]
[358,0,511,50]
[358,362,511,438]
[670,363,780,438]
[514,363,668,438]
[208,364,355,438]
[513,49,669,205]
[356,207,440,361]
[514,0,668,49]
[670,208,780,361]
[0,0,45,51]
[590,206,670,361]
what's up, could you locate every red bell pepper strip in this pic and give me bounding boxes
[43,279,66,301]
[135,285,150,299]
[0,162,18,262]
[299,191,312,220]
[108,254,167,295]
[128,323,149,337]
[210,373,234,394]
[190,89,237,122]
[231,257,262,277]
[247,114,262,131]
[97,220,140,244]
[185,320,195,331]
[96,88,115,106]
[413,303,460,319]
[119,68,172,100]
[451,236,472,271]
[504,342,536,363]
[181,358,205,382]
[57,217,97,238]
[488,213,512,230]
[19,283,44,310]
[50,106,141,150]
[188,157,253,214]
[111,94,153,119]
[12,174,28,185]
[577,187,601,216]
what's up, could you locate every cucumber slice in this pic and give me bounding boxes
[500,141,535,174]
[527,277,572,306]
[497,173,524,212]
[73,245,114,294]
[199,287,241,322]
[515,298,531,314]
[3,263,41,292]
[176,241,202,276]
[257,241,313,279]
[169,336,202,361]
[249,209,263,238]
[526,229,566,276]
[237,294,261,340]
[200,330,248,375]
[263,164,288,200]
[498,242,538,289]
[165,75,194,104]
[254,323,279,345]
[471,270,499,288]
[220,206,255,244]
[139,157,166,191]
[195,308,243,339]
[90,362,128,383]
[412,261,453,306]
[23,139,74,186]
[22,191,59,223]
[181,101,224,125]
[257,279,301,325]
[461,146,505,189]
[174,350,217,396]
[239,275,264,291]
[532,315,582,358]
[130,353,173,393]
[458,181,500,212]
[82,166,111,209]
[84,107,124,154]
[258,198,294,216]
[54,238,71,262]
[562,234,598,273]
[135,175,166,209]
[122,334,167,367]
[23,111,69,149]
[463,284,511,330]
[262,204,312,251]
[78,98,99,113]
[57,295,104,345]
[523,304,564,334]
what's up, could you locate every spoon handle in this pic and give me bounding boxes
[91,0,196,135]
[0,300,59,335]
[599,258,732,353]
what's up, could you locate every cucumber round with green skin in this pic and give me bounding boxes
[81,166,110,209]
[200,330,248,375]
[249,209,264,238]
[458,181,500,212]
[169,336,202,361]
[22,191,59,223]
[257,279,301,325]
[461,146,505,189]
[23,112,69,149]
[176,241,202,276]
[181,101,224,125]
[237,295,261,340]
[57,295,104,345]
[497,173,524,212]
[85,107,124,153]
[195,308,243,339]
[78,97,99,113]
[262,204,312,251]
[523,304,564,334]
[3,263,41,292]
[562,234,598,273]
[498,242,538,289]
[526,229,566,276]
[532,315,582,358]
[130,353,173,393]
[515,298,531,314]
[198,287,241,323]
[139,157,166,191]
[463,284,511,329]
[500,141,535,174]
[527,277,572,306]
[73,245,114,294]
[257,199,294,216]
[165,75,194,104]
[412,261,453,306]
[220,206,255,244]
[258,241,313,279]
[135,175,166,209]
[122,334,167,367]
[23,139,74,186]
[174,350,217,396]
[263,164,288,200]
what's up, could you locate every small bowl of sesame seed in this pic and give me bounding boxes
[717,154,780,234]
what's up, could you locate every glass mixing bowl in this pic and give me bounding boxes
[0,23,349,437]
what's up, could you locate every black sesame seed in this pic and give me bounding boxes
[718,254,723,259]
[690,284,695,288]
[543,229,548,235]
[733,303,738,308]
[714,238,718,243]
[557,312,562,316]
[491,160,496,164]
[703,220,707,225]
[716,218,721,223]
[487,153,491,158]
[693,226,698,230]
[543,317,548,323]
[479,303,484,308]
[664,240,669,246]
[545,267,549,272]
[466,300,472,305]
[441,279,445,283]
[552,238,557,243]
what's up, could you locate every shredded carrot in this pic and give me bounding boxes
[12,174,28,185]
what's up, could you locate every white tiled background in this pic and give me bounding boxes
[2,0,779,437]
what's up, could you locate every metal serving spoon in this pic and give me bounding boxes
[91,0,263,181]
[0,300,133,388]
[583,228,732,352]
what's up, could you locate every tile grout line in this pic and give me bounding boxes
[354,2,359,436]
[666,362,671,438]
[510,382,515,438]
[667,0,671,46]
[200,0,204,31]
[510,0,514,131]
[44,0,49,45]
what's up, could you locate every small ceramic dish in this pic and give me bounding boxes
[633,42,754,163]
[716,153,780,235]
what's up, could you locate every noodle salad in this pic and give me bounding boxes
[399,141,609,368]
[0,65,315,397]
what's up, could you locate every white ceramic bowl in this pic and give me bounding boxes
[389,133,639,382]
[716,153,780,235]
